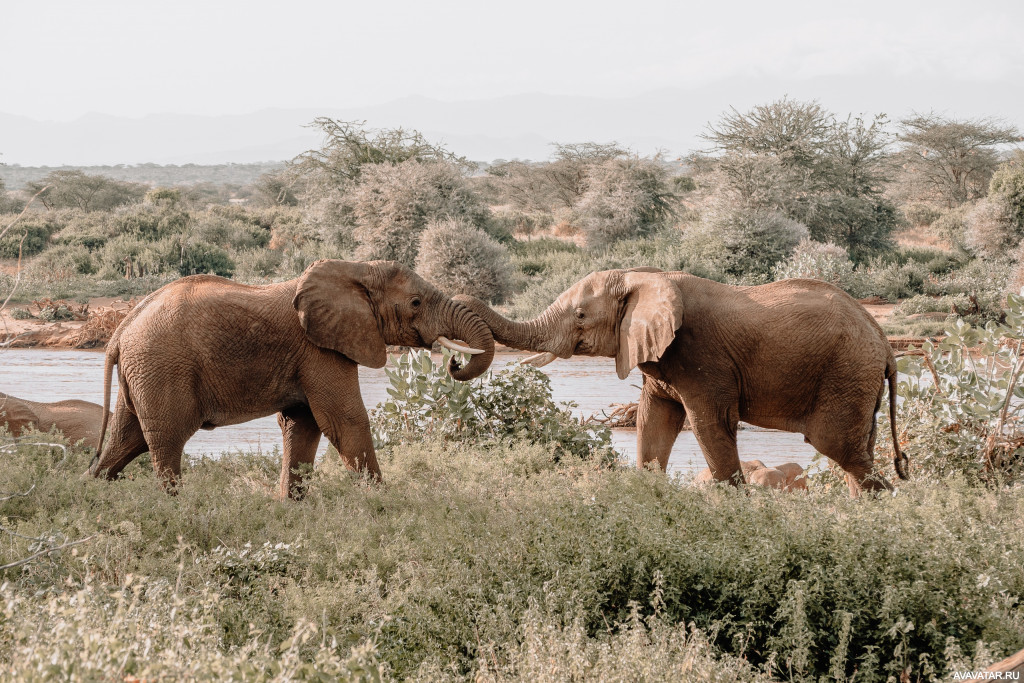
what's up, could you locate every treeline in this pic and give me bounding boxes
[0,161,283,191]
[2,100,1022,337]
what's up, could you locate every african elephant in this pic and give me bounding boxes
[1,392,110,450]
[89,259,495,498]
[455,269,908,496]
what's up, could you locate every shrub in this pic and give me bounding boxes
[232,248,283,281]
[415,217,514,302]
[932,205,972,248]
[681,206,808,282]
[885,294,1024,483]
[988,156,1024,231]
[574,156,675,248]
[178,240,235,277]
[773,239,855,287]
[964,197,1018,258]
[903,203,943,228]
[0,220,51,258]
[371,349,614,463]
[25,244,96,281]
[348,159,490,266]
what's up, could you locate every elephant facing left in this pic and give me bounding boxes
[88,259,495,498]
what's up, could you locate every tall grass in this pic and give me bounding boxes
[1,433,1021,680]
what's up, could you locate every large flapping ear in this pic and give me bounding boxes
[615,271,683,380]
[292,260,387,368]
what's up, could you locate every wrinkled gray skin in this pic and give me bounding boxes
[90,260,495,498]
[1,392,110,450]
[456,269,908,496]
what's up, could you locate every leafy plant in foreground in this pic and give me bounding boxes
[371,349,614,462]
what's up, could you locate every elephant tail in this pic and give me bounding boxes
[887,358,909,480]
[94,342,119,464]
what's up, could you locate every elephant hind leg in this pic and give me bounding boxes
[89,400,149,480]
[806,413,892,497]
[277,406,322,501]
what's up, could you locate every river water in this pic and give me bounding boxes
[0,349,818,475]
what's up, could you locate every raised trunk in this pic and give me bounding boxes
[452,295,568,356]
[438,296,496,381]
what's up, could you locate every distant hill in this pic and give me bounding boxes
[2,75,1022,166]
[0,162,285,191]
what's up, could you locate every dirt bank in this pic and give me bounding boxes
[0,297,135,349]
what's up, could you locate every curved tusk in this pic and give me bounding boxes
[521,351,557,368]
[437,336,484,355]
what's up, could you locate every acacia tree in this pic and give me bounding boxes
[23,171,147,211]
[896,114,1021,207]
[699,98,898,260]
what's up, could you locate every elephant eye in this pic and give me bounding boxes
[574,308,585,320]
[411,297,421,308]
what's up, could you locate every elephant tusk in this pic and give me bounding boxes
[521,351,557,368]
[437,336,484,355]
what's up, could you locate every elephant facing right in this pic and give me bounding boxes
[455,269,910,496]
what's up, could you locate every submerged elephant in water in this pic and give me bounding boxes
[89,259,495,498]
[455,269,908,497]
[0,392,110,450]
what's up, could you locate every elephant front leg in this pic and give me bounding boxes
[308,401,381,483]
[636,383,687,471]
[277,406,322,500]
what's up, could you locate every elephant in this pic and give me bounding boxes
[89,259,495,498]
[454,269,909,496]
[1,392,110,450]
[694,460,807,491]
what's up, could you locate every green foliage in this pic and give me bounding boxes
[37,303,76,322]
[0,220,52,258]
[989,156,1024,231]
[773,239,855,287]
[24,170,148,211]
[896,114,1021,207]
[903,203,943,228]
[8,307,34,320]
[891,294,1024,483]
[348,159,491,266]
[682,206,808,281]
[1,435,1022,680]
[178,240,235,277]
[371,349,613,463]
[699,99,898,258]
[573,156,676,248]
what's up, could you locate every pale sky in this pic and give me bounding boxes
[2,0,1022,121]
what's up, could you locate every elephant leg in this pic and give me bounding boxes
[305,368,381,481]
[138,412,200,492]
[806,397,893,498]
[688,403,743,484]
[277,406,322,500]
[636,386,687,471]
[89,399,149,480]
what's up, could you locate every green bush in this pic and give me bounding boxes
[179,240,235,277]
[371,349,614,463]
[773,239,855,288]
[0,220,52,258]
[887,294,1024,483]
[681,206,808,282]
[574,156,675,248]
[903,203,943,228]
[0,434,1021,680]
[989,157,1024,232]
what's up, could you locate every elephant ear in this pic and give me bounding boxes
[615,272,683,380]
[292,260,387,368]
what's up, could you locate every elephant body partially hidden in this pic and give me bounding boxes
[456,271,908,496]
[0,392,110,450]
[90,260,495,497]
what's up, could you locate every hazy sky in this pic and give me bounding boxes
[2,0,1022,120]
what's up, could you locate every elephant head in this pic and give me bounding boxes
[454,268,682,379]
[295,259,495,380]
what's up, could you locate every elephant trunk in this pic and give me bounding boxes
[452,295,568,357]
[438,296,495,381]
